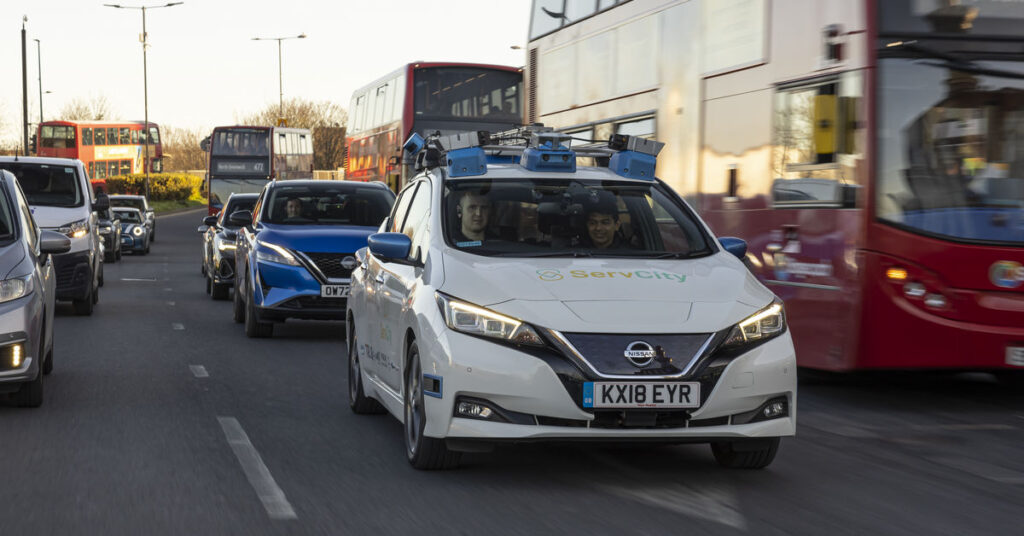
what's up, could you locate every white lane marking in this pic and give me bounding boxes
[167,301,176,306]
[189,365,209,378]
[929,456,1024,484]
[121,277,157,282]
[588,452,746,530]
[163,287,173,291]
[217,417,297,520]
[172,323,185,331]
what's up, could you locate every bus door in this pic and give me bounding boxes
[764,73,865,369]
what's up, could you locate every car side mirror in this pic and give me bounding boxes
[203,215,219,226]
[40,230,71,255]
[368,232,411,262]
[719,237,748,259]
[93,194,110,212]
[229,210,252,227]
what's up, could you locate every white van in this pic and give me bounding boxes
[0,157,107,315]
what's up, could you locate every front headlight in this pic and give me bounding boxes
[58,219,89,239]
[436,292,544,346]
[132,226,145,237]
[255,240,300,266]
[723,299,786,349]
[218,241,237,252]
[0,275,33,304]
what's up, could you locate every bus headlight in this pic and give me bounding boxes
[723,300,786,349]
[436,292,544,346]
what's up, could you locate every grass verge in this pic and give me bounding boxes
[151,199,207,214]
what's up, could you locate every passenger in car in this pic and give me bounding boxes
[454,191,493,244]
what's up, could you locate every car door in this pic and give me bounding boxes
[362,182,417,392]
[379,179,431,392]
[13,181,55,353]
[236,190,265,301]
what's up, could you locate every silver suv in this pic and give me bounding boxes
[0,170,71,407]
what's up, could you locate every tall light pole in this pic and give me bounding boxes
[103,2,183,199]
[251,34,307,125]
[34,38,43,124]
[22,16,29,156]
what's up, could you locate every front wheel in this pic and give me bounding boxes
[73,286,94,316]
[244,284,273,338]
[710,438,781,469]
[404,342,460,470]
[232,279,245,323]
[211,281,229,300]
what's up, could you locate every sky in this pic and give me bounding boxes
[0,0,532,143]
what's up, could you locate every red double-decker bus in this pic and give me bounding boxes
[527,0,1024,373]
[36,120,163,192]
[203,126,314,215]
[346,62,523,191]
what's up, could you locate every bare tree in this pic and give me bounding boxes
[60,95,115,121]
[237,98,348,169]
[162,126,209,172]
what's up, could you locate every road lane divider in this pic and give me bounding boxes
[189,365,209,378]
[217,416,297,520]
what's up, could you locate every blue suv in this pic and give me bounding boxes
[231,180,395,338]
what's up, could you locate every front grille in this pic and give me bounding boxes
[279,296,346,310]
[302,252,355,280]
[561,333,711,377]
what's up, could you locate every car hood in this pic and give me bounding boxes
[29,206,86,229]
[0,242,25,279]
[259,224,376,253]
[438,250,775,333]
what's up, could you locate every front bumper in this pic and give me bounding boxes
[121,234,146,252]
[52,250,92,301]
[409,319,797,442]
[0,299,40,391]
[254,261,346,321]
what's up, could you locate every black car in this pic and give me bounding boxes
[97,208,122,263]
[199,193,258,300]
[109,194,156,242]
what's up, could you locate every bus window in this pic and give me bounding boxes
[109,161,119,176]
[120,128,131,145]
[83,128,93,146]
[107,128,118,145]
[149,127,160,145]
[88,162,94,177]
[414,67,522,122]
[94,127,106,145]
[121,160,132,175]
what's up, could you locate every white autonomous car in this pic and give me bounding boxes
[346,129,796,470]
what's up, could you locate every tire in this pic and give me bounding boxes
[232,280,245,323]
[91,283,99,305]
[711,438,781,469]
[16,366,43,408]
[211,281,229,300]
[404,342,460,470]
[98,262,105,287]
[42,344,53,375]
[73,286,95,316]
[244,284,273,338]
[151,229,156,243]
[201,262,206,276]
[348,327,385,414]
[115,247,122,261]
[205,275,212,295]
[143,242,150,255]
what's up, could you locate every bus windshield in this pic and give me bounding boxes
[877,57,1024,245]
[442,179,713,258]
[209,178,268,209]
[414,67,521,122]
[211,129,270,156]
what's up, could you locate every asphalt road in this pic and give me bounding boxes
[2,210,1023,535]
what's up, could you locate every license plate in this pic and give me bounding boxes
[320,284,350,298]
[1007,347,1024,367]
[583,382,700,409]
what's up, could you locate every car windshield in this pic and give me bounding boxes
[877,57,1024,245]
[263,184,394,226]
[442,178,713,258]
[0,163,83,207]
[221,198,257,227]
[111,197,146,212]
[114,210,142,223]
[0,185,15,244]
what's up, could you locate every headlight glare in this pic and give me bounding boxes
[256,240,300,266]
[132,226,145,236]
[59,219,89,239]
[0,275,33,304]
[436,293,544,346]
[218,241,237,252]
[724,300,786,349]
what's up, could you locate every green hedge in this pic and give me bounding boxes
[104,173,204,201]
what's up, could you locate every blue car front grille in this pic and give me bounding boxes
[302,252,354,279]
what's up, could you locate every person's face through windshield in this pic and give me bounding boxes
[586,211,620,249]
[285,198,302,219]
[459,192,491,240]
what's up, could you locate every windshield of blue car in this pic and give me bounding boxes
[0,163,83,208]
[442,178,714,258]
[262,184,394,226]
[114,210,142,223]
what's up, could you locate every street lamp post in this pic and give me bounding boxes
[34,38,42,124]
[251,34,307,125]
[104,2,183,200]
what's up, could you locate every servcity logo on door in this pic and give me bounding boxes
[990,261,1024,289]
[536,268,686,283]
